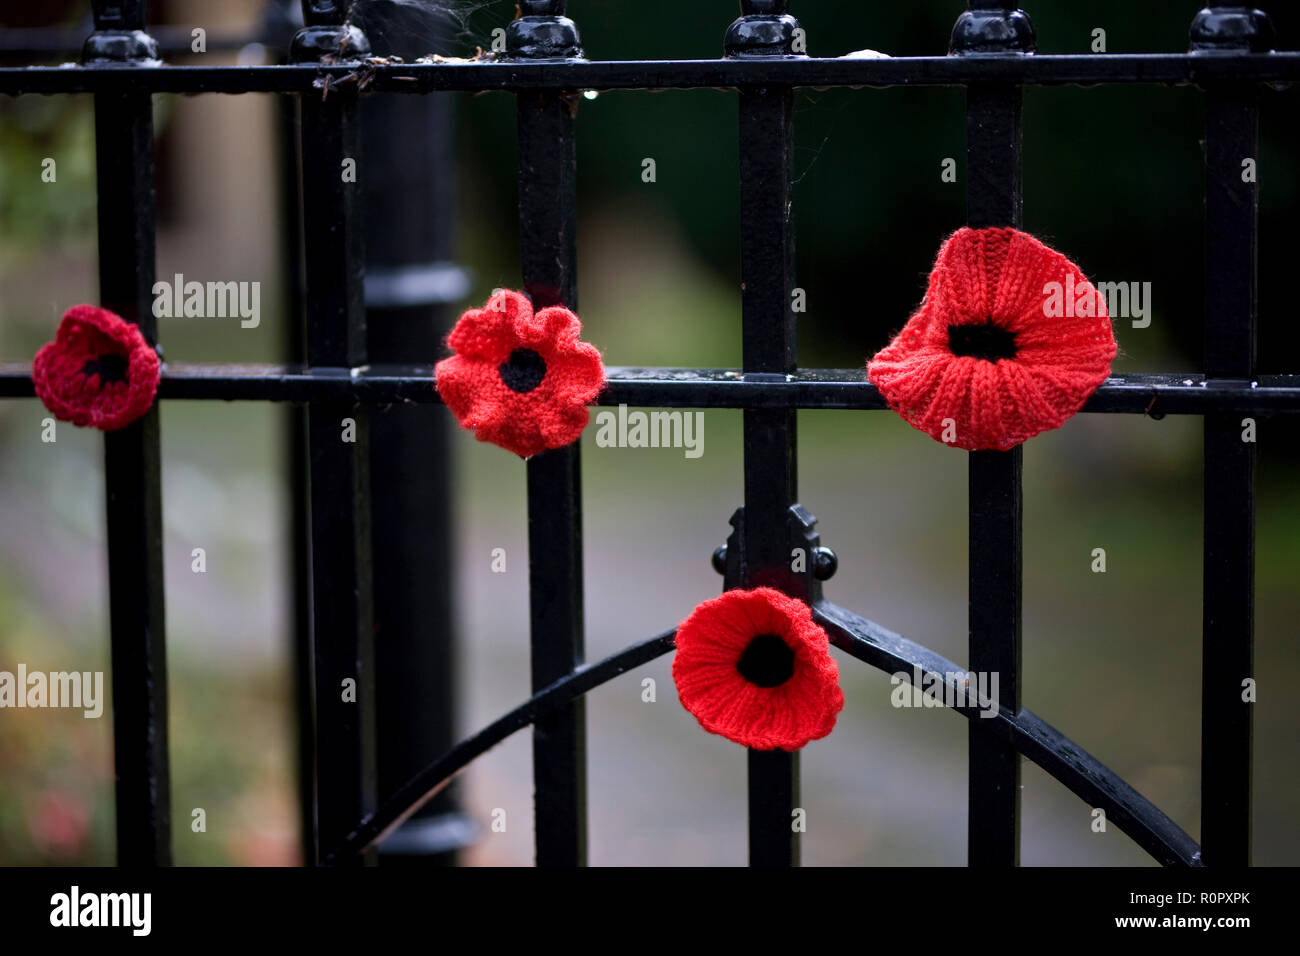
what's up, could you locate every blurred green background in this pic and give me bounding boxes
[0,0,1297,866]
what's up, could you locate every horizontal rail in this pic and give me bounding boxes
[3,53,1300,97]
[1,363,1297,414]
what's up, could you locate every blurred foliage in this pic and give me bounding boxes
[0,96,97,259]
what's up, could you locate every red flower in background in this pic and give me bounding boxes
[27,789,91,858]
[32,305,160,431]
[867,227,1117,451]
[672,587,844,752]
[435,290,605,459]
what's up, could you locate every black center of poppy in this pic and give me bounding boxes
[948,323,1017,361]
[499,348,547,393]
[736,632,795,688]
[81,353,129,385]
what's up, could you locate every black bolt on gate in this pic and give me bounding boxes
[0,0,1295,868]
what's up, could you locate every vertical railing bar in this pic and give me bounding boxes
[511,2,588,867]
[733,2,802,865]
[267,0,316,864]
[278,91,316,864]
[291,4,377,866]
[86,0,172,868]
[964,79,1024,867]
[525,445,587,866]
[1199,82,1258,867]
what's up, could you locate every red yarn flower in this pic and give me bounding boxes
[672,587,844,751]
[435,290,605,458]
[867,227,1117,451]
[32,304,160,431]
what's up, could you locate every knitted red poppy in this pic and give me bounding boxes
[672,587,844,752]
[867,227,1117,451]
[435,290,605,459]
[32,304,160,431]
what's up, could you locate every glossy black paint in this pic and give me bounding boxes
[508,0,583,60]
[329,599,1206,867]
[87,0,171,870]
[82,0,158,63]
[512,19,588,866]
[950,1,1035,57]
[7,53,1300,97]
[4,363,1299,413]
[726,0,802,58]
[1200,78,1259,867]
[292,0,377,867]
[734,0,806,861]
[962,6,1027,863]
[1190,6,1275,53]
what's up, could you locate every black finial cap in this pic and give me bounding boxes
[950,2,1036,56]
[84,0,158,62]
[1190,6,1275,53]
[83,30,159,63]
[507,3,584,59]
[291,0,369,62]
[726,0,804,57]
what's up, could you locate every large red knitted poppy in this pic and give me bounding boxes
[32,304,160,431]
[435,290,605,459]
[867,227,1117,451]
[672,587,844,752]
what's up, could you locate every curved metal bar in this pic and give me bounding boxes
[326,603,1201,865]
[813,601,1203,867]
[324,629,677,863]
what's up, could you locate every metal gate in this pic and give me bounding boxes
[1,0,1297,867]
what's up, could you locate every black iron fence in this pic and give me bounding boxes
[2,0,1298,867]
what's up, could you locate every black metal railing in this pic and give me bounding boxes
[1,0,1296,867]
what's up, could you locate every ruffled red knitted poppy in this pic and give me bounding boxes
[867,227,1117,451]
[435,290,605,459]
[672,587,844,751]
[32,304,160,431]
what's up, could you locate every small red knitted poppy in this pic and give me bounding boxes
[435,290,605,459]
[32,304,160,431]
[672,587,844,752]
[867,227,1117,451]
